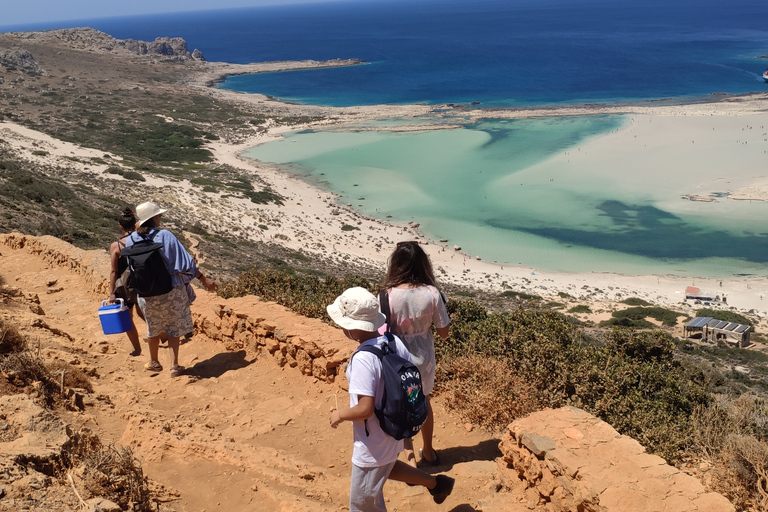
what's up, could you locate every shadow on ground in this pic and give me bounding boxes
[183,349,253,379]
[423,438,502,472]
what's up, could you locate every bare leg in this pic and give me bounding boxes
[403,438,417,468]
[126,308,141,356]
[146,336,161,363]
[420,397,438,462]
[166,335,180,367]
[387,461,436,489]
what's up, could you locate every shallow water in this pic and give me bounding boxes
[242,116,768,278]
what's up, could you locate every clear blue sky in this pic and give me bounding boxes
[2,0,354,28]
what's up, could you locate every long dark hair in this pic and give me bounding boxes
[382,241,438,290]
[118,208,136,233]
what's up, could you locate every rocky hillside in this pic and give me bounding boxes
[0,233,737,511]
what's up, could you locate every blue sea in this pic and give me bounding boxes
[5,0,768,277]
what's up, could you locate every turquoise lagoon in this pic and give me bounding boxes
[241,117,768,278]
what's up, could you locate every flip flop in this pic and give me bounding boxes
[170,365,185,377]
[419,448,442,466]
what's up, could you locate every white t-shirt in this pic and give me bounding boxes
[347,334,413,468]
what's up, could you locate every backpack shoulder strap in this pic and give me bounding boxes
[349,341,385,439]
[353,344,383,361]
[378,289,391,332]
[382,332,396,354]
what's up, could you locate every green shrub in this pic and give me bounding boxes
[439,300,708,461]
[499,290,541,301]
[219,266,375,321]
[568,305,592,314]
[341,224,359,231]
[121,171,145,182]
[600,306,687,328]
[621,297,651,306]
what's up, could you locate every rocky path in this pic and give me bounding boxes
[0,234,520,512]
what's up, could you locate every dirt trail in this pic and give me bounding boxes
[0,234,522,511]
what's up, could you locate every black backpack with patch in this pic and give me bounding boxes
[119,229,173,298]
[353,332,429,440]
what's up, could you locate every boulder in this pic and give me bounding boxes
[0,49,45,76]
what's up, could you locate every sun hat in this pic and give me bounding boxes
[135,202,167,227]
[327,287,386,332]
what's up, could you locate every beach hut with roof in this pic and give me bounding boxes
[684,316,751,347]
[685,286,717,301]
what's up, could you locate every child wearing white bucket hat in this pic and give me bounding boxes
[327,287,455,511]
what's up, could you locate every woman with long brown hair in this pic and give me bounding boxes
[108,207,143,356]
[381,241,449,467]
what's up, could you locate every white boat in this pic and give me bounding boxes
[764,70,768,82]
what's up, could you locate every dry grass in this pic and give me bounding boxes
[46,359,93,393]
[692,395,768,511]
[438,354,538,429]
[0,317,27,354]
[78,443,152,511]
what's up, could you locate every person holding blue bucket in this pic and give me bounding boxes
[107,207,144,356]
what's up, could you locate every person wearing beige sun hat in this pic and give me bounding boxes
[123,201,217,377]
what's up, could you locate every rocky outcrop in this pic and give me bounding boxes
[120,36,205,61]
[26,28,205,61]
[0,49,45,76]
[498,406,734,512]
[192,296,351,383]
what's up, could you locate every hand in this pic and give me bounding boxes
[200,275,218,292]
[108,293,116,304]
[329,408,342,428]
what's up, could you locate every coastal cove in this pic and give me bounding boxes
[241,112,768,279]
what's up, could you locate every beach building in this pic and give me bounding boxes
[683,317,751,348]
[685,286,717,302]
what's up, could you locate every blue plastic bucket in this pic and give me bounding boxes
[98,299,132,335]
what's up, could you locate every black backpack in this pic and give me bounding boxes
[353,332,429,440]
[119,230,173,298]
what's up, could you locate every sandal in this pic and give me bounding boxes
[170,365,185,378]
[419,448,442,466]
[144,360,163,372]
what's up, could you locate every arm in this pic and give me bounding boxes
[160,230,216,291]
[330,395,375,428]
[433,287,450,339]
[108,241,120,301]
